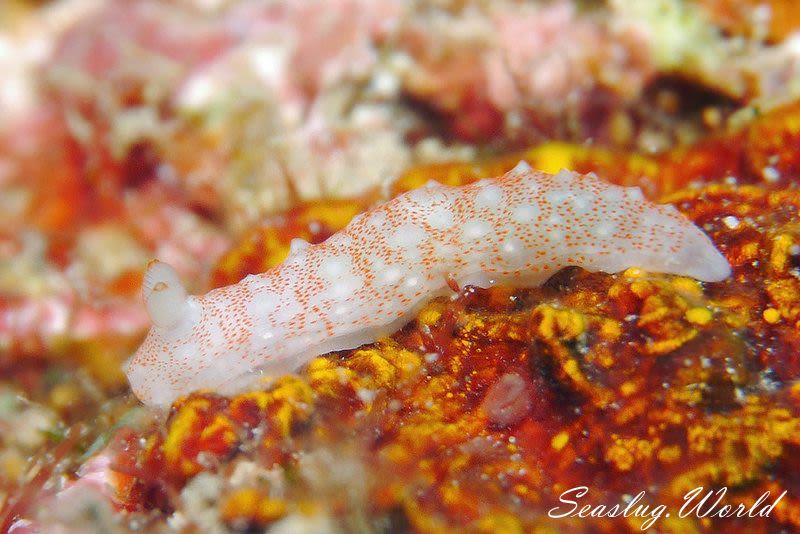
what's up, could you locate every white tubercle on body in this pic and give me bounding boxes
[126,164,731,408]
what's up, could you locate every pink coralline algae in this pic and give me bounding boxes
[398,1,654,141]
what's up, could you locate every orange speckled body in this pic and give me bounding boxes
[126,164,729,408]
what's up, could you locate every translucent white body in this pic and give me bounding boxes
[126,164,731,408]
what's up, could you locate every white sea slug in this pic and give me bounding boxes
[126,163,731,407]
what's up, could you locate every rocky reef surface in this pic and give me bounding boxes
[2,1,800,532]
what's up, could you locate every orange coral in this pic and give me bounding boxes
[210,198,371,288]
[161,397,239,478]
[220,488,287,527]
[392,99,800,201]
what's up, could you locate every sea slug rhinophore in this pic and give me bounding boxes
[126,163,731,407]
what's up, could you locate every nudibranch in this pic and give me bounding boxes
[126,163,730,407]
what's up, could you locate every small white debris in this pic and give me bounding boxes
[356,388,377,404]
[762,166,781,182]
[721,215,740,229]
[480,373,531,427]
[424,352,439,363]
